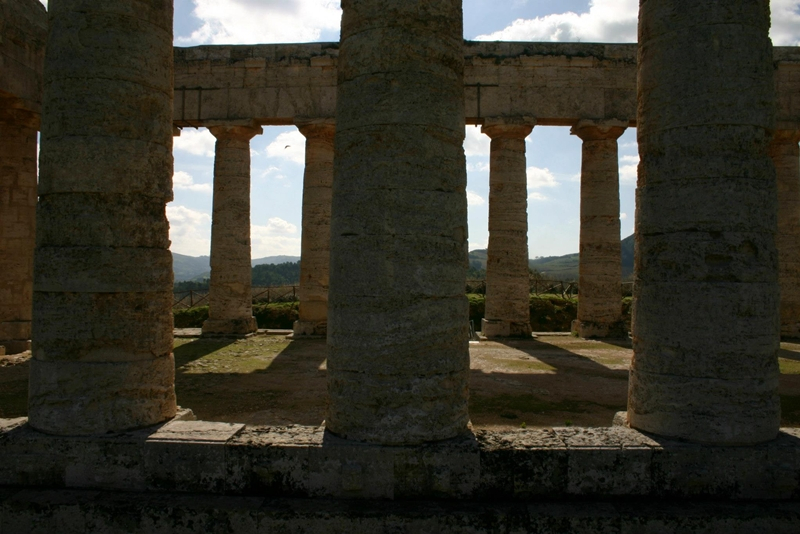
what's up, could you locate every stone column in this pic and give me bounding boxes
[293,120,335,338]
[770,129,800,338]
[571,120,626,339]
[327,0,469,444]
[0,114,37,355]
[481,119,534,338]
[628,0,779,444]
[202,124,262,337]
[29,0,177,435]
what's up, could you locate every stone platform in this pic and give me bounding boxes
[2,417,800,532]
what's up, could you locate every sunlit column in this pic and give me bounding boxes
[293,120,335,337]
[481,119,534,338]
[202,124,262,337]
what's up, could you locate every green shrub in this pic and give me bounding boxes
[253,302,298,329]
[173,306,209,328]
[172,302,299,330]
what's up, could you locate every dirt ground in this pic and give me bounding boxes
[3,335,800,429]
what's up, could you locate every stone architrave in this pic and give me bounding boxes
[481,119,534,338]
[29,0,177,435]
[628,0,780,444]
[770,129,800,338]
[293,120,335,338]
[202,124,262,337]
[571,119,626,339]
[327,0,470,445]
[0,114,37,354]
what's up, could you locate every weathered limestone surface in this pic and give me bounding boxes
[327,0,470,444]
[0,0,46,115]
[572,120,626,339]
[0,0,46,356]
[29,0,177,435]
[4,420,800,503]
[770,130,800,338]
[294,120,335,337]
[0,118,37,355]
[202,124,261,337]
[172,42,800,128]
[629,0,780,444]
[482,120,533,338]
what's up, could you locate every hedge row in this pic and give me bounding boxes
[174,296,633,333]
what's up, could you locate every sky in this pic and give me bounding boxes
[39,0,800,259]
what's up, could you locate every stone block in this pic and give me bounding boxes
[144,421,245,494]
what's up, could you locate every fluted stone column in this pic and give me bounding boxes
[628,0,779,444]
[482,120,534,338]
[0,115,37,355]
[571,120,626,339]
[202,124,261,337]
[328,0,470,444]
[30,0,177,435]
[770,129,800,338]
[293,120,335,338]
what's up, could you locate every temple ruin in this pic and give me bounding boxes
[2,0,800,530]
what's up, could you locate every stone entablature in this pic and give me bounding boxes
[174,42,800,128]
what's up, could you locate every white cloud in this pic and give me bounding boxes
[173,128,215,157]
[527,166,558,189]
[619,154,638,184]
[466,190,486,206]
[178,0,342,45]
[266,131,306,164]
[464,126,490,157]
[173,171,212,193]
[467,161,490,173]
[39,0,47,7]
[772,0,800,46]
[251,217,301,256]
[475,0,798,45]
[476,0,638,43]
[620,212,628,220]
[166,205,211,256]
[528,192,549,201]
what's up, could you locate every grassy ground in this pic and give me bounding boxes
[4,337,800,429]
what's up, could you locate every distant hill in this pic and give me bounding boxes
[468,233,635,282]
[171,253,301,282]
[172,253,210,282]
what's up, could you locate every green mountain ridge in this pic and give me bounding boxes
[468,234,635,282]
[172,253,301,282]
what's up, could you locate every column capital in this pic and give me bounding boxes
[208,123,263,142]
[570,119,627,141]
[172,125,182,137]
[296,118,335,140]
[481,116,535,139]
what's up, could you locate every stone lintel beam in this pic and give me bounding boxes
[293,119,335,338]
[770,129,800,338]
[202,123,262,337]
[481,118,535,338]
[570,119,626,339]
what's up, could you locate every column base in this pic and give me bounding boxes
[481,318,532,338]
[291,320,327,338]
[0,321,31,355]
[201,317,258,337]
[571,319,626,339]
